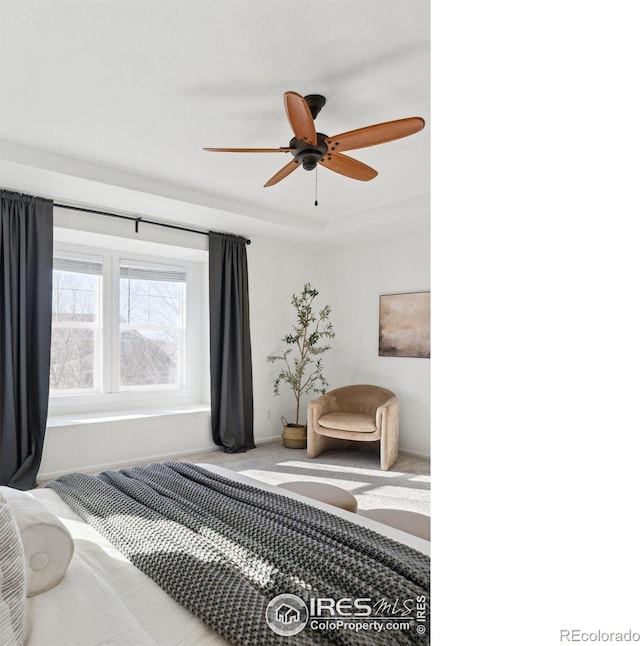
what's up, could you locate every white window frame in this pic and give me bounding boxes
[117,257,187,391]
[49,241,205,415]
[50,250,104,396]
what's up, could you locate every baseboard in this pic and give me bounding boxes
[399,448,430,460]
[36,445,218,483]
[255,434,282,445]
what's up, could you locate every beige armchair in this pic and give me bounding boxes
[307,385,399,471]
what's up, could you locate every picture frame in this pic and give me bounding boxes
[378,291,430,358]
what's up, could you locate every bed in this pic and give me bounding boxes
[1,462,430,645]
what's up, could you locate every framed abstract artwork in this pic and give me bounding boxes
[378,291,430,358]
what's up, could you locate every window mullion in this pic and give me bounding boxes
[100,254,110,394]
[111,255,121,393]
[181,281,187,388]
[100,253,117,394]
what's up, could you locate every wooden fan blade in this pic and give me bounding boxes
[325,117,425,152]
[284,91,317,146]
[319,152,378,181]
[203,147,293,153]
[264,159,300,187]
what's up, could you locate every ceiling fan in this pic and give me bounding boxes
[203,91,425,188]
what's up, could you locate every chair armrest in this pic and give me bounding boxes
[376,395,400,429]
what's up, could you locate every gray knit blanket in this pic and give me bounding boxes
[48,462,430,645]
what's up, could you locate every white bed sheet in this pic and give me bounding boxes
[25,463,429,646]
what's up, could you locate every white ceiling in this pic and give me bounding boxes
[0,1,429,244]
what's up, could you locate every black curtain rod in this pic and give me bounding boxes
[53,202,251,245]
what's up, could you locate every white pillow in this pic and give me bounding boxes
[0,499,26,646]
[0,487,74,597]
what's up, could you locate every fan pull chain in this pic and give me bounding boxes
[314,168,318,206]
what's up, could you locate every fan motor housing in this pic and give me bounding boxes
[303,94,326,120]
[290,133,328,171]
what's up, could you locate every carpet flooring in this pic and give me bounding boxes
[177,439,430,516]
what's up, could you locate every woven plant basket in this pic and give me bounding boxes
[281,417,307,449]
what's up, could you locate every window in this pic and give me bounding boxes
[50,255,102,393]
[119,260,186,388]
[49,242,203,410]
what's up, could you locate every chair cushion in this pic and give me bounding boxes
[277,481,358,513]
[317,412,377,433]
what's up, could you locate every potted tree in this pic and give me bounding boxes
[268,283,335,448]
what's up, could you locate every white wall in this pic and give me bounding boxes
[249,228,430,456]
[318,230,430,456]
[248,237,321,439]
[39,408,212,480]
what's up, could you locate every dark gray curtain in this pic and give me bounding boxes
[0,190,53,489]
[208,232,255,453]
